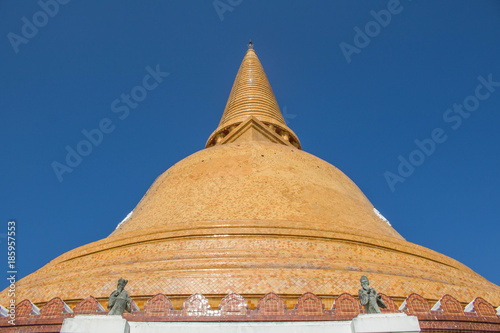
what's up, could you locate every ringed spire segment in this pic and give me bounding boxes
[206,44,300,149]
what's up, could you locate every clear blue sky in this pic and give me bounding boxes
[1,1,499,293]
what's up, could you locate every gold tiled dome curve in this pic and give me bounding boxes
[2,142,500,309]
[2,46,499,310]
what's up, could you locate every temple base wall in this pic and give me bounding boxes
[60,314,420,333]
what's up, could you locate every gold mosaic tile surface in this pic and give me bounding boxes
[1,142,499,308]
[2,46,498,317]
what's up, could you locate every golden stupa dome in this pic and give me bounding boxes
[2,44,499,310]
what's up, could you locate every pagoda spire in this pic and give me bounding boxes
[206,43,300,149]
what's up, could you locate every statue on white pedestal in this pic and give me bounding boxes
[107,277,132,316]
[358,275,386,314]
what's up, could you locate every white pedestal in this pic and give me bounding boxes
[351,313,420,333]
[61,315,130,333]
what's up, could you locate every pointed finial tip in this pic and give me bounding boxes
[248,40,253,49]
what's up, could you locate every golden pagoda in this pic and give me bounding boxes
[2,43,499,312]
